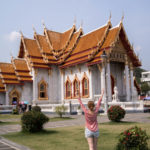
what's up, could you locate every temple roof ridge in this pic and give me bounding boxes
[81,22,110,38]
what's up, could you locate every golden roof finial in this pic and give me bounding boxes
[10,51,14,62]
[109,11,112,22]
[121,12,124,23]
[42,19,46,29]
[32,25,37,34]
[19,30,23,37]
[73,16,76,26]
[80,20,83,29]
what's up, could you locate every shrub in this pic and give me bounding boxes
[107,105,125,122]
[32,105,41,112]
[55,105,67,118]
[12,108,19,115]
[116,126,149,150]
[21,111,49,133]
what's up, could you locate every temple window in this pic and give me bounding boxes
[38,80,48,100]
[65,77,72,99]
[73,75,80,98]
[82,73,89,97]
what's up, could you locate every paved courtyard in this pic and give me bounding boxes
[0,113,150,150]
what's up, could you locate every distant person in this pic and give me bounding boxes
[78,90,104,150]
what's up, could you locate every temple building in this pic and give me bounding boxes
[0,18,141,112]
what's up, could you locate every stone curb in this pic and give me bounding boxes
[0,136,31,150]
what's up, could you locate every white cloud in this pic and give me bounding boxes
[4,31,20,42]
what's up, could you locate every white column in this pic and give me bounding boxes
[130,63,134,101]
[5,89,9,105]
[101,64,107,113]
[106,60,112,102]
[33,68,37,102]
[61,70,65,104]
[89,68,93,100]
[125,63,130,101]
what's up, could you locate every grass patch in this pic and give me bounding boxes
[50,117,74,122]
[0,114,22,119]
[0,121,20,125]
[3,123,150,150]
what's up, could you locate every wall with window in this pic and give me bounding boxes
[36,68,49,101]
[64,64,91,101]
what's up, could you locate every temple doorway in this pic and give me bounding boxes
[9,89,20,105]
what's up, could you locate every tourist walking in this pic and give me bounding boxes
[78,90,104,150]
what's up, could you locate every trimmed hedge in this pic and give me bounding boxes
[107,105,126,122]
[21,110,49,133]
[32,106,41,112]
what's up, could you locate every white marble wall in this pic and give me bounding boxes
[0,93,5,105]
[91,65,101,96]
[49,65,61,104]
[21,82,33,104]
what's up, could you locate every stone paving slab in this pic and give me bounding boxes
[0,137,30,150]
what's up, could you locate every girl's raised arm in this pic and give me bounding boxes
[77,93,87,113]
[95,89,104,113]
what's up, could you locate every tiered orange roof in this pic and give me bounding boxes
[35,34,57,64]
[0,78,5,92]
[0,63,20,84]
[18,37,51,69]
[12,58,32,82]
[60,23,110,68]
[46,25,75,51]
[87,26,120,66]
[17,20,141,69]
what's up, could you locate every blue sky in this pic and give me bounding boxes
[0,0,150,70]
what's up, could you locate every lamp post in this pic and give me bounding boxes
[101,50,108,114]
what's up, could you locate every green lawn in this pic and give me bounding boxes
[0,114,74,125]
[0,114,22,119]
[3,122,150,150]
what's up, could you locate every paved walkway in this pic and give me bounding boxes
[0,113,150,150]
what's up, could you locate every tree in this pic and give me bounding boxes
[134,67,146,84]
[141,82,150,95]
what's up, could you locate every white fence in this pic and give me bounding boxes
[0,105,16,113]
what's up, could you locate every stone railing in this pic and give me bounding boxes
[0,105,16,113]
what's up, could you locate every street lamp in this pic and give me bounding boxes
[100,50,108,114]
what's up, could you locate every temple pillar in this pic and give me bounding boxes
[130,63,134,101]
[5,89,9,105]
[33,68,37,102]
[88,67,93,100]
[106,59,112,102]
[60,69,65,104]
[100,63,107,113]
[125,57,130,101]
